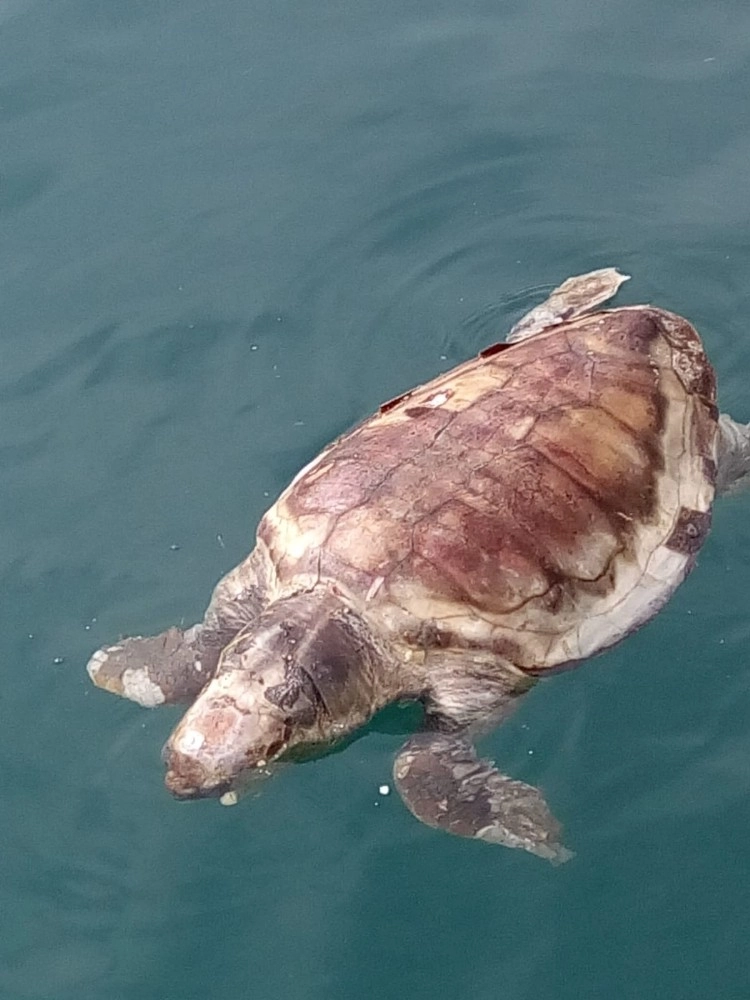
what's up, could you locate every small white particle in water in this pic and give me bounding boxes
[528,749,534,755]
[220,791,239,806]
[170,543,180,551]
[53,656,65,665]
[28,633,34,639]
[439,354,447,361]
[217,534,225,549]
[378,784,390,796]
[256,759,267,768]
[250,344,258,351]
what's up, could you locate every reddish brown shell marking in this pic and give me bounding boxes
[258,305,717,672]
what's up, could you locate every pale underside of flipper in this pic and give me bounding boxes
[508,267,631,343]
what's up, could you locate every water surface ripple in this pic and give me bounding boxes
[2,2,750,998]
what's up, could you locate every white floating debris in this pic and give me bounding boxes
[52,656,65,665]
[378,784,390,796]
[220,791,239,806]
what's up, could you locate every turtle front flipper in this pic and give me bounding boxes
[393,731,573,863]
[508,267,630,343]
[87,547,271,706]
[87,625,226,706]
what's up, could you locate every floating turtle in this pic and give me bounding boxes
[87,269,750,862]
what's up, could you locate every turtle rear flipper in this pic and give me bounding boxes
[716,413,750,495]
[393,731,573,864]
[508,267,630,343]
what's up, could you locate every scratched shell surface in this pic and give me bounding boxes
[255,306,717,673]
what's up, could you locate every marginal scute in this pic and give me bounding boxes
[479,341,511,359]
[656,309,718,401]
[380,390,412,413]
[665,507,712,556]
[702,457,718,485]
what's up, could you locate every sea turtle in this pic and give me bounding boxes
[87,268,750,862]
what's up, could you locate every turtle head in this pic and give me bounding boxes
[161,620,323,804]
[161,591,381,804]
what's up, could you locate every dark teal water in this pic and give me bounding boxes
[3,2,750,998]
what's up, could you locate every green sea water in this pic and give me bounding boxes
[3,2,750,998]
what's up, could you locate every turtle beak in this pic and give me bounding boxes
[162,727,277,804]
[161,732,233,801]
[162,755,263,805]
